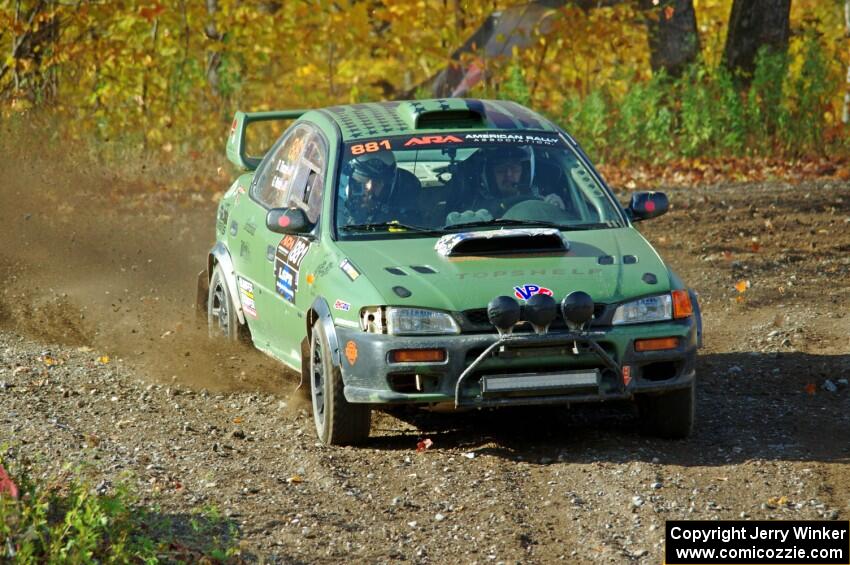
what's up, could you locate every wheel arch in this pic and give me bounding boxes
[208,242,247,326]
[306,296,342,370]
[667,267,703,349]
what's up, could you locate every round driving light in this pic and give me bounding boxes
[487,296,521,336]
[561,291,594,330]
[523,293,557,334]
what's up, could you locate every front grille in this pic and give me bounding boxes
[461,303,609,333]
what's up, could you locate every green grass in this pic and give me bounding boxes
[0,457,241,563]
[553,31,845,165]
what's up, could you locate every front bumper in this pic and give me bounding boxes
[336,317,698,409]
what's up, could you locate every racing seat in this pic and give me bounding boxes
[534,160,581,219]
[533,160,567,199]
[389,168,423,221]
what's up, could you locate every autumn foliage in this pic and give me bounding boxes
[0,0,848,176]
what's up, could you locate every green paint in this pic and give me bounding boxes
[210,97,699,404]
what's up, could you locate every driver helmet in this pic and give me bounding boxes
[347,151,397,200]
[481,145,534,197]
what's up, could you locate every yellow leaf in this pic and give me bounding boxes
[734,280,750,293]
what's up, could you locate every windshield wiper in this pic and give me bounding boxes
[442,219,618,231]
[341,222,442,234]
[558,222,619,231]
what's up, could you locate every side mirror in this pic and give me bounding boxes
[627,191,669,222]
[266,207,314,234]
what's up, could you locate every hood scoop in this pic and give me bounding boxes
[435,228,569,257]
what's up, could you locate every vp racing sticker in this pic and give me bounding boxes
[514,284,553,301]
[274,235,311,303]
[238,277,257,318]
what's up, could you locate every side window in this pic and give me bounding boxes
[287,134,327,224]
[251,125,311,209]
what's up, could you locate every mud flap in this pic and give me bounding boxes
[196,269,209,320]
[298,337,309,392]
[689,289,703,349]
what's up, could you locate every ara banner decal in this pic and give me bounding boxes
[274,235,311,304]
[513,284,553,301]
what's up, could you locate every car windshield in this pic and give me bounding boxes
[334,131,624,238]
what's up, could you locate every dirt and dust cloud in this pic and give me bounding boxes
[0,120,291,394]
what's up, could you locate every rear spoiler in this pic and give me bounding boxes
[226,109,308,171]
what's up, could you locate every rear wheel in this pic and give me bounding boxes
[207,264,241,341]
[310,320,370,445]
[637,382,694,439]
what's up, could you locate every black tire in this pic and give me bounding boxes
[637,382,695,439]
[310,320,370,445]
[207,264,242,341]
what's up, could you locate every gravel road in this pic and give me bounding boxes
[1,140,848,563]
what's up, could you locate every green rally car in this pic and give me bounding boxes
[197,98,703,446]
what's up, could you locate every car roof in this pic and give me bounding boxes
[303,98,559,142]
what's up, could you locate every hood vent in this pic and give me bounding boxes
[410,265,437,274]
[385,267,407,276]
[435,228,568,257]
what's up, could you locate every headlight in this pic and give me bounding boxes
[612,294,672,325]
[361,307,460,335]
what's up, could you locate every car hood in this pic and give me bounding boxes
[334,227,670,311]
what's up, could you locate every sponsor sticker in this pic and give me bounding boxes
[513,284,553,301]
[333,299,351,312]
[464,132,560,145]
[339,259,361,281]
[274,235,311,304]
[234,185,245,205]
[238,277,257,318]
[403,135,463,147]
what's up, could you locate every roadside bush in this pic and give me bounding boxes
[0,457,240,563]
[552,34,842,164]
[782,29,835,156]
[611,72,674,163]
[501,61,532,109]
[676,63,717,158]
[712,65,747,155]
[745,47,790,154]
[561,89,610,161]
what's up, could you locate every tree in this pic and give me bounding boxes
[639,0,700,78]
[0,0,61,104]
[416,0,701,97]
[723,0,792,83]
[204,0,224,97]
[841,0,850,124]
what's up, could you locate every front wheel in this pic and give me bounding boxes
[636,382,695,439]
[207,264,242,341]
[310,320,371,445]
